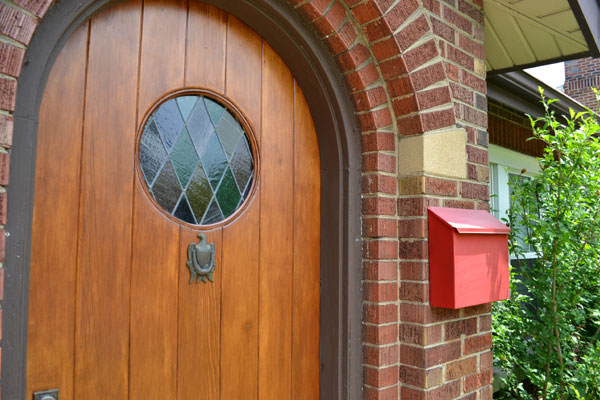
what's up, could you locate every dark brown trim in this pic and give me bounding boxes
[568,0,600,58]
[487,51,592,76]
[3,1,362,399]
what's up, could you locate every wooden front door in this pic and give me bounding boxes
[25,1,320,399]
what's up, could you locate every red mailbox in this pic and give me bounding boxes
[427,207,510,309]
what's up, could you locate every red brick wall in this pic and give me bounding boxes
[564,57,600,110]
[0,0,493,398]
[488,99,544,158]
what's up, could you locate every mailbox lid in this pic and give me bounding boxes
[428,207,510,234]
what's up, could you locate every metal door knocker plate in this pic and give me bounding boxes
[187,233,216,283]
[33,388,59,400]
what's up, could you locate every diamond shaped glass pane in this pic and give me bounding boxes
[216,167,242,218]
[177,96,197,122]
[170,127,200,188]
[204,97,225,126]
[140,118,168,184]
[202,198,224,225]
[201,133,228,190]
[151,159,182,213]
[139,94,255,225]
[186,97,214,153]
[153,99,185,152]
[174,195,197,224]
[186,164,213,223]
[230,137,253,193]
[216,112,243,160]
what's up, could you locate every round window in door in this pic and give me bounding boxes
[138,90,257,226]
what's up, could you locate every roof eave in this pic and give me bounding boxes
[487,71,588,119]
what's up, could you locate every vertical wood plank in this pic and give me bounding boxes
[220,202,260,399]
[129,183,179,400]
[259,43,295,400]
[129,1,185,398]
[219,15,263,399]
[26,22,89,400]
[225,16,262,127]
[177,227,222,400]
[138,0,187,113]
[185,2,226,91]
[74,3,141,399]
[292,83,321,399]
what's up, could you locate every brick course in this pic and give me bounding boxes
[565,57,600,109]
[0,0,493,398]
[488,99,545,157]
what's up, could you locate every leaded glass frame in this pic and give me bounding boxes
[136,89,259,227]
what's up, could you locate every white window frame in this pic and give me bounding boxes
[489,144,540,260]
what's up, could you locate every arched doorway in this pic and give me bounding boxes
[3,1,362,399]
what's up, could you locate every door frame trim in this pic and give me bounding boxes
[3,1,362,399]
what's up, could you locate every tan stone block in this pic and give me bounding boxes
[474,59,486,78]
[399,176,425,195]
[477,165,489,182]
[398,129,467,179]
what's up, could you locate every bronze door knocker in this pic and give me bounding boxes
[187,233,216,283]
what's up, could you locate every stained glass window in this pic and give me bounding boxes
[139,95,255,225]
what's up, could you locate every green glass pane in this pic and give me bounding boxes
[230,137,253,193]
[174,195,197,224]
[186,97,214,153]
[202,198,224,225]
[216,167,242,218]
[151,160,182,213]
[215,111,243,160]
[153,99,184,152]
[170,127,199,188]
[204,97,225,126]
[177,96,197,122]
[200,133,228,190]
[140,118,168,185]
[186,164,213,222]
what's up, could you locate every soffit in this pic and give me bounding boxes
[485,0,599,74]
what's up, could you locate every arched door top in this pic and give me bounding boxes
[4,1,362,399]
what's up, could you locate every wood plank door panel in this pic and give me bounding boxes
[259,42,295,400]
[74,3,141,398]
[26,21,88,400]
[177,226,222,400]
[129,1,186,398]
[292,83,321,399]
[26,2,320,399]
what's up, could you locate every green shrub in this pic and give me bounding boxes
[492,89,600,399]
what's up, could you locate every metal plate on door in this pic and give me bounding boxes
[33,388,59,400]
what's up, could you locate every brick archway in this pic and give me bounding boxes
[294,2,491,398]
[0,0,493,399]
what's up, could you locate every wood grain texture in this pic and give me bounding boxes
[177,226,222,400]
[27,4,322,399]
[74,3,141,398]
[128,1,185,398]
[258,42,295,400]
[292,82,321,399]
[26,22,89,400]
[225,16,262,129]
[138,0,187,113]
[186,2,226,91]
[221,199,260,399]
[219,18,263,399]
[129,184,179,400]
